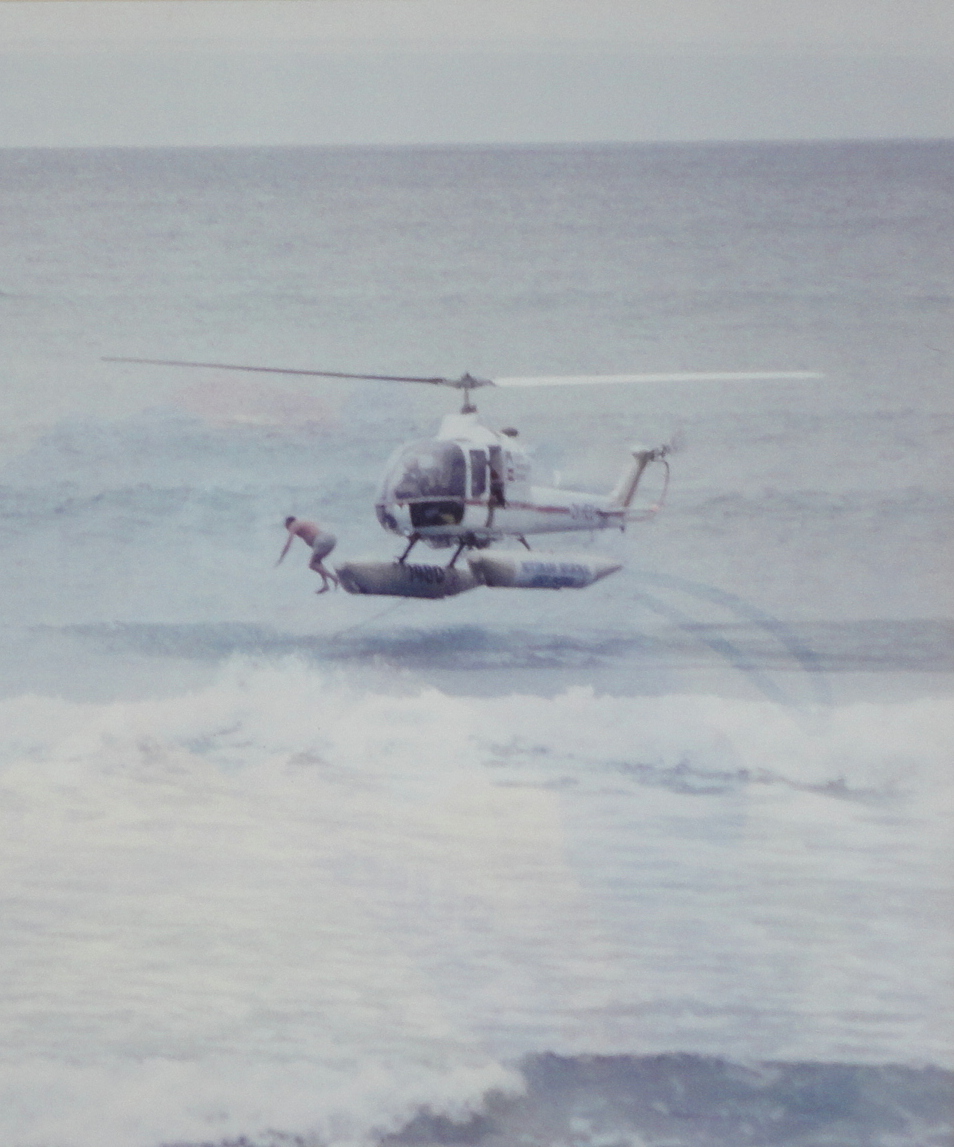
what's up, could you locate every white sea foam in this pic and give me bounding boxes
[0,661,951,1145]
[0,1058,520,1147]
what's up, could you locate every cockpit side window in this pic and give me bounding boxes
[469,449,487,498]
[390,441,466,501]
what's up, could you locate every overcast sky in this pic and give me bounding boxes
[1,0,952,146]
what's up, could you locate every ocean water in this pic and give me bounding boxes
[0,142,952,1146]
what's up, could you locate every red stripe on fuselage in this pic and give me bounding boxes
[505,502,621,517]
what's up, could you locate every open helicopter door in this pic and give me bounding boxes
[487,445,505,507]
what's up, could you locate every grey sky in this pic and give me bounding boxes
[1,0,953,145]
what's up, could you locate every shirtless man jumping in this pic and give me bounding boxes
[277,516,340,593]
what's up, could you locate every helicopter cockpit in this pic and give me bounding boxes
[379,439,467,529]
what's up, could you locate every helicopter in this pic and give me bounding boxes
[105,357,821,598]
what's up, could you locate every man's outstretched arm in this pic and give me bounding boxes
[275,533,295,566]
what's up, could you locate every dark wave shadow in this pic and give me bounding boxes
[57,617,954,676]
[382,1053,953,1147]
[58,621,655,671]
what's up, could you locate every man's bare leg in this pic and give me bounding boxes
[313,560,339,593]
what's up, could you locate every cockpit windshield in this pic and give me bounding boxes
[387,440,467,501]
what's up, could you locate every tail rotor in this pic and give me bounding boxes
[618,430,684,522]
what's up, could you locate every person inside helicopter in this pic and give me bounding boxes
[387,440,468,528]
[390,441,467,501]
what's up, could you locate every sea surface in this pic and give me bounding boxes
[0,142,952,1146]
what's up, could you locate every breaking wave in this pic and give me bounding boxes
[0,660,951,1146]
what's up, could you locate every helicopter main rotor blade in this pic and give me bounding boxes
[491,371,823,387]
[102,357,456,386]
[104,359,822,390]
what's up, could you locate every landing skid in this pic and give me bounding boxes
[396,534,420,564]
[398,533,505,569]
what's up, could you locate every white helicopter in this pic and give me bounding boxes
[106,357,820,598]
